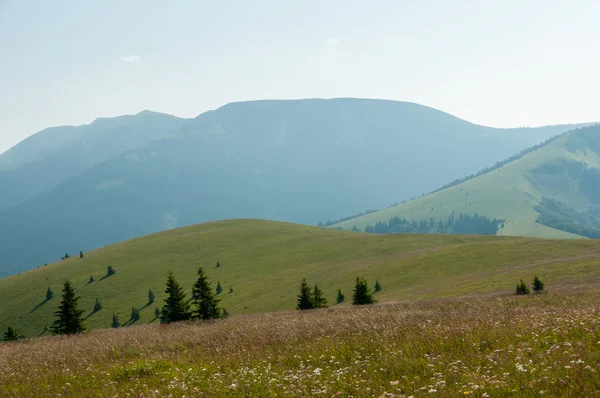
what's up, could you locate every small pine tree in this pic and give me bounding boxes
[353,277,375,305]
[79,251,84,259]
[515,279,531,295]
[222,308,230,317]
[154,307,160,319]
[216,261,221,268]
[51,280,86,335]
[297,279,314,310]
[3,326,19,342]
[192,267,221,320]
[313,284,328,308]
[107,265,116,276]
[216,281,223,295]
[374,280,382,292]
[130,307,140,322]
[88,275,94,284]
[160,271,192,324]
[148,289,155,304]
[111,313,120,328]
[229,286,233,294]
[64,253,70,259]
[336,289,345,304]
[532,276,545,293]
[46,286,54,301]
[93,298,103,313]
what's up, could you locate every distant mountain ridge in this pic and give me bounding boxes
[0,98,593,276]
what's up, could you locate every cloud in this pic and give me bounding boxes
[325,37,341,48]
[120,55,140,63]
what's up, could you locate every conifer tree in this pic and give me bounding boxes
[192,267,221,320]
[148,289,155,304]
[515,279,530,295]
[111,313,120,328]
[64,253,70,259]
[93,298,102,313]
[352,277,375,305]
[130,307,140,322]
[532,276,545,293]
[297,278,314,310]
[88,275,94,284]
[46,286,54,301]
[160,272,192,324]
[374,280,382,292]
[216,281,223,295]
[3,326,19,342]
[336,289,345,304]
[216,261,221,268]
[229,286,233,294]
[313,284,328,308]
[107,265,116,276]
[154,307,160,319]
[51,280,86,335]
[79,251,84,259]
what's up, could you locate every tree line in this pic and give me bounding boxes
[296,277,381,310]
[363,213,503,235]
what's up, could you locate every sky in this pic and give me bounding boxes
[1,0,599,153]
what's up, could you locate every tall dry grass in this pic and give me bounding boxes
[1,285,600,397]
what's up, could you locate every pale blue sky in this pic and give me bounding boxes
[1,0,599,153]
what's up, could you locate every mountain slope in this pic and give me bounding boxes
[0,111,188,210]
[336,125,600,239]
[0,99,590,275]
[2,219,600,337]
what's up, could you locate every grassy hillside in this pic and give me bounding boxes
[0,99,589,276]
[336,125,600,239]
[3,219,600,337]
[2,285,600,396]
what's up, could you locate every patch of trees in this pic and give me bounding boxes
[516,276,545,295]
[363,213,503,235]
[535,198,600,239]
[297,277,379,310]
[317,209,379,227]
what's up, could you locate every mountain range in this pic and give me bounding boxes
[0,98,593,276]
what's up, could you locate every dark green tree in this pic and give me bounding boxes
[111,313,120,328]
[374,280,382,292]
[50,280,86,335]
[3,326,19,342]
[515,279,530,295]
[192,267,221,320]
[352,277,375,305]
[148,289,155,304]
[532,276,545,293]
[64,253,70,259]
[216,261,221,268]
[107,265,116,276]
[229,286,233,294]
[79,251,84,259]
[154,307,160,319]
[336,289,345,304]
[297,278,314,310]
[130,307,140,322]
[46,286,54,301]
[160,272,192,324]
[313,284,328,308]
[93,298,102,313]
[216,281,223,295]
[88,275,94,284]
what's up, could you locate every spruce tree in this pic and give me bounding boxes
[313,284,328,308]
[111,313,120,328]
[64,253,70,259]
[160,272,192,324]
[51,280,86,335]
[352,277,375,305]
[88,275,94,284]
[515,279,530,295]
[79,251,84,259]
[192,267,221,320]
[148,289,155,304]
[374,280,382,292]
[216,261,221,268]
[216,281,223,295]
[93,298,102,313]
[154,307,160,319]
[532,276,545,293]
[130,307,140,322]
[107,265,116,276]
[336,289,345,304]
[297,278,314,310]
[3,326,19,342]
[229,286,233,294]
[46,286,54,301]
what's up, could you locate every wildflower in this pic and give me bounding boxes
[390,380,399,386]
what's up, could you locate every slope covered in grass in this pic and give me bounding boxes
[336,125,600,239]
[3,219,600,337]
[2,285,600,397]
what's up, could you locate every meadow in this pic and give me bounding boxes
[1,284,599,397]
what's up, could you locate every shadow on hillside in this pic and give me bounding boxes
[122,317,140,327]
[148,316,159,324]
[139,302,152,311]
[99,274,114,281]
[85,309,101,320]
[29,298,50,314]
[38,326,49,337]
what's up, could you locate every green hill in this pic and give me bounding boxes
[336,125,600,239]
[3,219,600,337]
[0,98,591,276]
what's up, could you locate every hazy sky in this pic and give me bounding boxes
[1,0,599,153]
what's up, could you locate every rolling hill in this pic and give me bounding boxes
[0,98,590,275]
[335,124,600,239]
[2,219,600,337]
[0,111,188,211]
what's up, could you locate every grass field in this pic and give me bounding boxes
[3,219,600,338]
[336,127,600,239]
[1,284,600,397]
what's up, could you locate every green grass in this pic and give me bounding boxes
[3,219,600,337]
[336,127,600,238]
